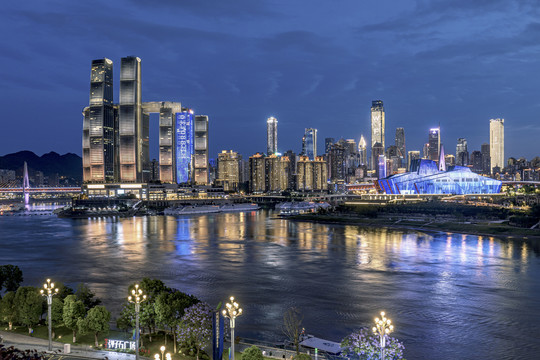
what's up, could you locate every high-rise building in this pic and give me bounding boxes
[490,118,504,173]
[407,151,420,171]
[265,154,288,192]
[395,128,405,159]
[83,58,115,183]
[297,156,327,191]
[329,142,346,181]
[445,154,456,168]
[302,128,317,160]
[217,150,241,191]
[267,117,278,155]
[282,150,297,190]
[471,151,483,173]
[325,138,335,154]
[175,110,194,183]
[428,127,440,162]
[358,135,367,166]
[249,153,266,193]
[193,115,209,184]
[372,142,384,177]
[481,143,491,174]
[119,56,145,182]
[151,101,183,183]
[456,138,469,166]
[371,100,385,149]
[345,139,357,154]
[378,155,387,179]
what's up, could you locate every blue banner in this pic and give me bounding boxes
[213,311,225,360]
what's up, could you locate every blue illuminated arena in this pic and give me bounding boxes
[377,159,502,194]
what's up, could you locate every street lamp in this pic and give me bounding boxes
[128,284,146,360]
[40,279,58,351]
[372,311,394,360]
[222,296,242,360]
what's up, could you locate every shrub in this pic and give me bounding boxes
[241,346,264,360]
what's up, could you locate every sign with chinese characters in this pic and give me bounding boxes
[104,339,136,350]
[175,111,194,183]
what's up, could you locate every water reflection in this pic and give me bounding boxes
[0,211,539,360]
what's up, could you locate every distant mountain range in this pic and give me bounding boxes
[0,151,82,180]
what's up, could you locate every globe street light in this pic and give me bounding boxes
[40,279,58,351]
[160,345,166,360]
[128,284,146,360]
[372,311,394,360]
[222,296,242,360]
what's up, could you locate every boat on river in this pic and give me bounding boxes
[164,203,259,215]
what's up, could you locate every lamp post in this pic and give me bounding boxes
[128,284,146,360]
[160,345,166,360]
[222,296,242,360]
[40,279,58,351]
[372,311,394,360]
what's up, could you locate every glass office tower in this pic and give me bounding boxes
[302,128,317,160]
[428,127,440,162]
[371,100,385,149]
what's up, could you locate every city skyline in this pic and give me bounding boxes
[1,1,540,160]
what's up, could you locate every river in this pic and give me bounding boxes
[0,210,538,359]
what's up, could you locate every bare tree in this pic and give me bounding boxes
[282,307,303,355]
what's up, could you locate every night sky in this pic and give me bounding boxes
[1,0,539,161]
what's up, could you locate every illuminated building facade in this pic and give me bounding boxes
[265,154,289,192]
[395,128,405,159]
[407,151,420,171]
[175,110,194,183]
[267,117,278,155]
[377,159,502,194]
[297,156,327,191]
[83,58,115,183]
[490,118,504,173]
[325,138,335,154]
[302,128,317,160]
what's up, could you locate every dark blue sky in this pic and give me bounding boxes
[1,0,539,160]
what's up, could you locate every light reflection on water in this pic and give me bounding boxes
[0,210,539,360]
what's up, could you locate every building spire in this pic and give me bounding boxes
[439,144,446,171]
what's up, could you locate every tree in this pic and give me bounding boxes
[75,283,101,311]
[14,286,42,334]
[282,307,303,355]
[155,289,199,353]
[78,305,110,347]
[63,295,86,343]
[341,328,405,360]
[0,265,24,292]
[0,291,17,329]
[55,282,75,301]
[241,346,264,360]
[176,302,213,360]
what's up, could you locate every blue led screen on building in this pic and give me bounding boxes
[176,111,193,183]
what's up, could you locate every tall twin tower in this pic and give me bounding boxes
[82,57,209,185]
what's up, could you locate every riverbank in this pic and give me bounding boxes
[285,213,540,245]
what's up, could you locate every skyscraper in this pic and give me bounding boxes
[325,138,335,154]
[193,115,209,184]
[407,151,420,171]
[490,118,504,173]
[371,100,385,149]
[83,58,115,183]
[428,127,440,162]
[358,135,367,166]
[119,56,145,182]
[249,153,266,193]
[217,150,241,192]
[481,143,491,174]
[456,138,469,166]
[267,117,278,155]
[302,128,317,160]
[395,128,405,158]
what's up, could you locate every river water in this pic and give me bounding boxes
[0,210,539,359]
